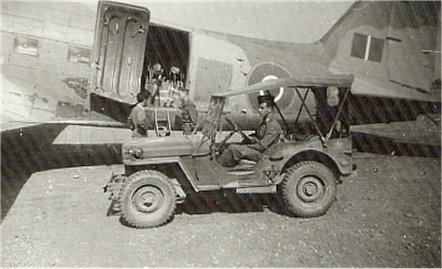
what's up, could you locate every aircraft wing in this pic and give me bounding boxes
[351,115,441,147]
[215,74,354,98]
[2,120,125,132]
[351,75,440,103]
[1,117,126,133]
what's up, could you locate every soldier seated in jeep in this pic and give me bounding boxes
[218,95,282,167]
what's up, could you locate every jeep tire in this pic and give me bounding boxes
[279,161,336,217]
[120,170,176,228]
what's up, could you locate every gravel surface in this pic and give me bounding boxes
[1,153,440,267]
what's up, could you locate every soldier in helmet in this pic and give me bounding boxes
[218,95,282,167]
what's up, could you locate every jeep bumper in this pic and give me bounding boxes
[103,173,127,201]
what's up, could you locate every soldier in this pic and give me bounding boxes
[218,95,282,167]
[179,88,197,135]
[147,63,163,106]
[127,91,151,138]
[164,66,181,107]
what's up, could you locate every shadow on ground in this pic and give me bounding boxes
[176,191,288,215]
[114,191,290,228]
[1,123,122,221]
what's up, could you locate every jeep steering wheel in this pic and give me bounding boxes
[224,117,252,141]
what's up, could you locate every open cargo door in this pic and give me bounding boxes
[91,1,150,104]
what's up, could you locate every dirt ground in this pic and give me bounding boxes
[1,153,440,267]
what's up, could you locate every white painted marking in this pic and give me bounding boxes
[261,75,284,102]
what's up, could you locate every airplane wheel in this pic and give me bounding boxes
[120,170,176,228]
[279,161,336,217]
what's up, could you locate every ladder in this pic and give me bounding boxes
[154,108,172,137]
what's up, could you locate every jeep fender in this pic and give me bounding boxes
[273,140,352,178]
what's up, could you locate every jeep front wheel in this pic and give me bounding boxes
[279,161,336,217]
[120,170,176,228]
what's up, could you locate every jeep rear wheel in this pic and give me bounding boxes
[120,170,176,228]
[280,161,336,217]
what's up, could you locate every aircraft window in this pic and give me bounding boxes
[67,45,91,64]
[351,33,384,63]
[368,37,384,62]
[350,33,367,59]
[13,36,39,57]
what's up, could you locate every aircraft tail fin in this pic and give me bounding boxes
[319,1,440,97]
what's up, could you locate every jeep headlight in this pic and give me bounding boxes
[132,148,144,159]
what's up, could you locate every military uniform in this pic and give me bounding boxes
[218,112,282,167]
[180,94,197,135]
[127,103,150,138]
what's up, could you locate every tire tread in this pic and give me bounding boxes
[120,170,177,228]
[280,161,336,218]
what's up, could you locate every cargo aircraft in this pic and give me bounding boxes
[1,0,440,133]
[89,0,441,131]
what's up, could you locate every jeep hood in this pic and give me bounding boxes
[122,134,210,160]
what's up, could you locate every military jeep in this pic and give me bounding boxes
[104,74,355,228]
